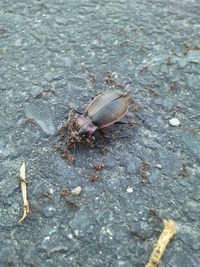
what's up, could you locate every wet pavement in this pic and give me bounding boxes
[0,0,200,266]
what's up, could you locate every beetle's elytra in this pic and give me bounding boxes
[75,90,130,135]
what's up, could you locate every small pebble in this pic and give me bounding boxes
[127,187,133,193]
[155,164,162,169]
[71,186,82,196]
[169,118,180,127]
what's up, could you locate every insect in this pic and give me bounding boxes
[60,91,130,161]
[75,90,130,134]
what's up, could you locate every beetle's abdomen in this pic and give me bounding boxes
[85,91,129,128]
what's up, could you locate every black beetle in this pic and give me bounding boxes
[66,90,130,150]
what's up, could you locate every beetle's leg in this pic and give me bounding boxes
[73,109,82,115]
[99,128,132,141]
[98,129,116,140]
[114,120,137,127]
[66,105,82,115]
[114,121,127,125]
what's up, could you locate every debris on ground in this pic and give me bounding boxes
[57,110,76,164]
[126,186,133,193]
[145,87,159,97]
[71,186,82,196]
[60,188,70,199]
[169,118,180,127]
[88,73,96,86]
[164,56,171,65]
[99,147,108,155]
[139,161,149,184]
[169,80,177,91]
[183,43,190,55]
[18,163,30,223]
[89,174,99,182]
[38,191,53,200]
[120,39,130,46]
[104,71,125,89]
[34,88,55,99]
[146,219,176,267]
[181,162,188,177]
[93,162,104,171]
[128,119,136,127]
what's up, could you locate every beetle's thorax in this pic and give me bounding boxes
[76,114,97,135]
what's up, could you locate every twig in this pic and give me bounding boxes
[146,219,176,267]
[18,163,30,223]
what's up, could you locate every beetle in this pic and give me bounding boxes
[76,91,130,134]
[66,90,130,150]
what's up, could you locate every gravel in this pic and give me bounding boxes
[0,0,200,266]
[169,118,181,127]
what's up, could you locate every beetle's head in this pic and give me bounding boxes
[75,115,97,136]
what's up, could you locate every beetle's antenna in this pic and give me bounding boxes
[74,109,82,115]
[65,104,82,115]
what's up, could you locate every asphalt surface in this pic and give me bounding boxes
[0,0,200,266]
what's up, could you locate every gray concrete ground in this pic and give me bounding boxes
[0,0,200,266]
